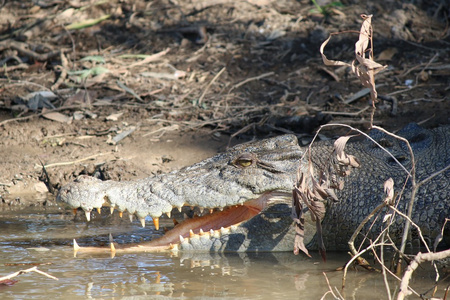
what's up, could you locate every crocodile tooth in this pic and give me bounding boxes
[177,206,182,213]
[219,207,223,211]
[85,210,91,221]
[199,228,205,236]
[96,208,101,214]
[210,229,214,235]
[109,234,116,252]
[212,230,221,238]
[119,211,123,218]
[110,207,114,215]
[129,214,134,222]
[220,227,230,235]
[73,239,80,251]
[209,208,214,214]
[189,229,195,238]
[152,217,159,230]
[170,243,179,252]
[199,207,204,214]
[165,211,171,218]
[140,218,146,228]
[179,235,185,243]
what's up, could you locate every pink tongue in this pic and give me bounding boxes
[144,203,261,248]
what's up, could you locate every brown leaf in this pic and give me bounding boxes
[310,199,326,220]
[320,35,352,68]
[315,217,327,262]
[0,279,18,286]
[42,112,72,124]
[334,136,353,158]
[293,218,311,257]
[347,154,361,168]
[355,14,372,57]
[377,48,398,61]
[383,178,394,204]
[324,188,339,202]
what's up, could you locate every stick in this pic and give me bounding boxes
[0,266,58,282]
[397,249,450,300]
[228,71,274,93]
[39,152,111,169]
[198,67,226,105]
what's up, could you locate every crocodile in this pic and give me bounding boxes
[57,124,449,254]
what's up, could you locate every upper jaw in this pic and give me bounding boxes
[57,173,294,227]
[69,191,294,255]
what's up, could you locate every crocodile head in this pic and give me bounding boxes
[57,135,305,254]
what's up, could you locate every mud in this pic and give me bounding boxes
[0,0,449,204]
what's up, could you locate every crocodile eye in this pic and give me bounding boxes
[237,159,252,167]
[233,153,255,168]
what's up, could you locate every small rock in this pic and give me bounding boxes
[34,182,48,193]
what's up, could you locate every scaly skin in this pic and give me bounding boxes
[57,124,449,253]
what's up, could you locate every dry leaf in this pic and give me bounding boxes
[320,35,352,68]
[42,112,72,124]
[377,48,398,61]
[320,14,387,104]
[383,178,394,204]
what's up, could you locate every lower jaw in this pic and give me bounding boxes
[72,195,275,256]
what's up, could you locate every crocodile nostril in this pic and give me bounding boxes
[409,133,427,143]
[388,155,408,164]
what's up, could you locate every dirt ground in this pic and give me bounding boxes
[0,0,449,204]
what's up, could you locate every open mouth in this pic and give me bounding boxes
[72,193,277,256]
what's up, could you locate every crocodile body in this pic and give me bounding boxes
[57,124,450,253]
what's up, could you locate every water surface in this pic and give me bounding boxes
[0,206,446,299]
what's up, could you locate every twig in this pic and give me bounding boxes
[313,124,411,176]
[142,124,179,137]
[0,40,70,61]
[198,66,226,105]
[371,125,417,264]
[0,266,58,282]
[228,71,274,94]
[416,164,450,190]
[380,230,392,300]
[39,152,111,169]
[51,52,69,90]
[321,272,344,300]
[370,246,421,298]
[126,48,171,68]
[342,242,385,288]
[0,63,29,73]
[0,105,81,126]
[388,206,431,253]
[398,249,450,300]
[415,52,439,86]
[347,202,386,256]
[322,106,370,116]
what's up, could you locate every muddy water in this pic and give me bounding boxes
[0,206,446,299]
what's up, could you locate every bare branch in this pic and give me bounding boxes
[398,249,450,300]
